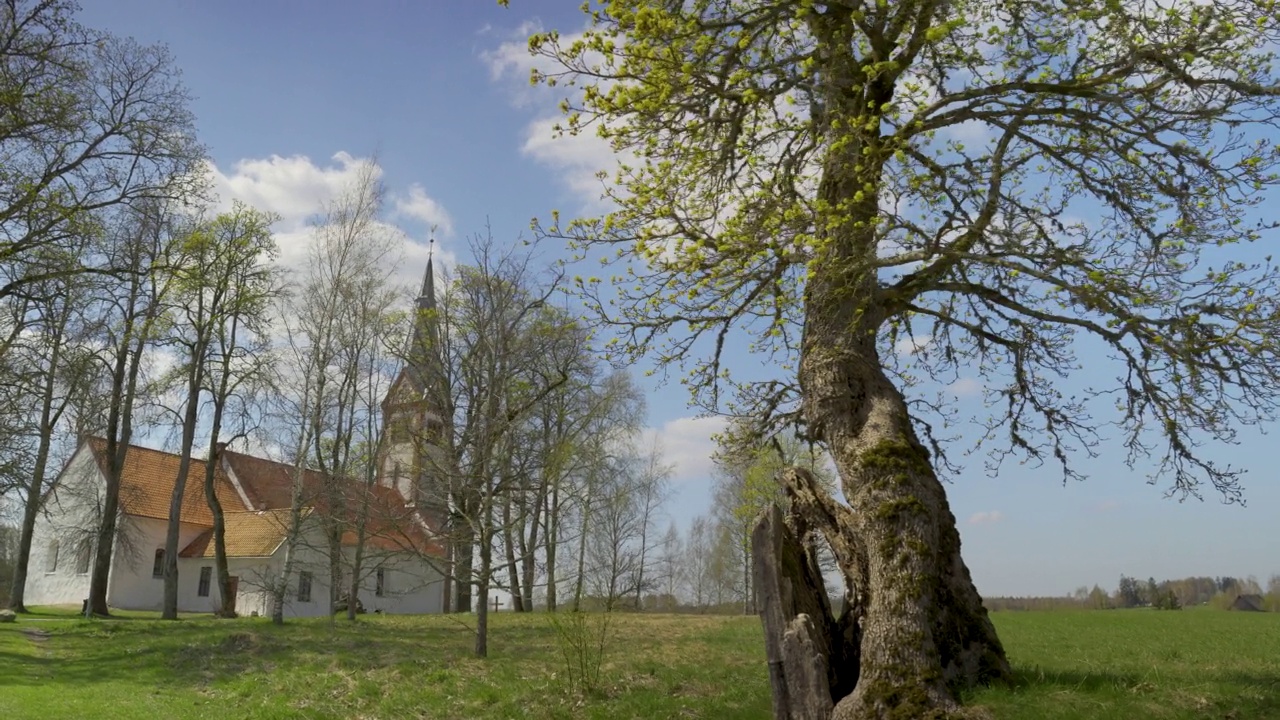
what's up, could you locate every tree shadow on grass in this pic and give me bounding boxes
[0,615,526,694]
[978,666,1280,718]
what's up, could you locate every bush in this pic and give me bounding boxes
[546,610,613,696]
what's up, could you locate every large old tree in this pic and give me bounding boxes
[531,1,1280,717]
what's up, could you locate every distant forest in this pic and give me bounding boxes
[983,574,1280,612]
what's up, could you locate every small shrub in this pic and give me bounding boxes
[545,610,613,696]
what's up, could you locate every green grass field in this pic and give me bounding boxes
[1,607,1277,719]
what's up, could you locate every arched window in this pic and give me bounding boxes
[76,541,91,574]
[152,548,165,578]
[45,540,59,573]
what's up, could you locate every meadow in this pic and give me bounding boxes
[1,607,1277,719]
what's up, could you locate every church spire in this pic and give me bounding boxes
[404,240,440,391]
[417,239,436,311]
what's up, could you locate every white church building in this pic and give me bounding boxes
[23,259,454,617]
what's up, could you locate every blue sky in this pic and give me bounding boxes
[77,1,1280,598]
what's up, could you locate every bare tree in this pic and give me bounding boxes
[5,266,95,612]
[420,234,580,655]
[274,159,399,622]
[538,370,642,612]
[630,440,672,610]
[652,522,682,611]
[85,202,185,617]
[0,0,202,308]
[683,515,714,611]
[579,440,671,611]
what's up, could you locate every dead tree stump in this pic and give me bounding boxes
[753,502,859,720]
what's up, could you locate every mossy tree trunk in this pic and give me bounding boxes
[784,212,1010,716]
[757,8,1014,717]
[790,247,1011,715]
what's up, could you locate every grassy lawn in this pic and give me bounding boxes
[1,607,1277,719]
[0,608,770,720]
[969,609,1280,719]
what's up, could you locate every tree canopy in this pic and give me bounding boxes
[534,0,1280,502]
[532,1,1280,715]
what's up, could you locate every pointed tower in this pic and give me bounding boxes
[378,248,449,530]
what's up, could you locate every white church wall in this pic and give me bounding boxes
[24,446,103,608]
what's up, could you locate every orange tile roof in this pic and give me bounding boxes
[88,438,248,525]
[179,509,299,558]
[79,438,443,559]
[222,450,445,558]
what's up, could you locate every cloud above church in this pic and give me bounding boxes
[205,152,452,291]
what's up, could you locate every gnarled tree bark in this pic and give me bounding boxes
[754,456,1009,719]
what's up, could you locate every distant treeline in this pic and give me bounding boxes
[984,574,1280,612]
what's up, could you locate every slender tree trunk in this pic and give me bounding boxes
[89,318,150,617]
[272,475,307,626]
[345,448,373,622]
[347,530,365,622]
[453,506,474,613]
[327,526,342,619]
[544,483,559,611]
[501,493,523,612]
[572,492,590,612]
[634,524,648,612]
[520,504,539,612]
[204,343,234,617]
[205,451,233,617]
[8,476,43,613]
[8,341,62,613]
[162,363,204,620]
[273,400,313,626]
[519,453,546,612]
[474,477,494,657]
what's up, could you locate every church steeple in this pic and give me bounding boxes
[381,244,447,517]
[417,243,436,312]
[407,240,439,377]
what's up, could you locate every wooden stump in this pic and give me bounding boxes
[753,502,859,720]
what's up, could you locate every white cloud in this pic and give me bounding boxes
[642,415,729,482]
[949,377,982,397]
[968,510,1004,525]
[207,151,372,224]
[205,152,454,291]
[893,334,932,357]
[482,22,590,107]
[520,116,617,208]
[484,25,627,212]
[394,184,454,235]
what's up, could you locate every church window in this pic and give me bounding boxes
[46,541,59,573]
[152,548,165,578]
[298,571,313,602]
[376,568,386,597]
[198,567,212,597]
[76,541,91,574]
